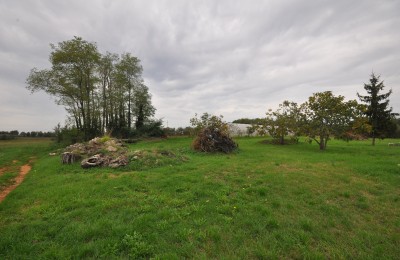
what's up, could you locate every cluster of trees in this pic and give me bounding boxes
[27,37,156,141]
[0,130,54,140]
[250,74,397,150]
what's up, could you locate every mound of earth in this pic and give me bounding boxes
[62,137,129,168]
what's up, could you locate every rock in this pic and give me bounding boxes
[61,152,81,164]
[106,146,118,152]
[81,154,104,168]
[89,137,101,145]
[108,155,129,168]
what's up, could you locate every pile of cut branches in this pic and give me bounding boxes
[192,127,238,153]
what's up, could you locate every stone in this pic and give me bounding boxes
[81,154,104,168]
[106,146,118,152]
[61,152,81,164]
[108,155,129,168]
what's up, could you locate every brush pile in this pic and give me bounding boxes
[192,127,238,153]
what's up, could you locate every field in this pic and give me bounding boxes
[0,137,399,259]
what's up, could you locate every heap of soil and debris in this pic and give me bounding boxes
[61,137,129,168]
[192,128,238,153]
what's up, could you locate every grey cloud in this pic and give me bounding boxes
[0,0,399,130]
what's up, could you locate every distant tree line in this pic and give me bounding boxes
[163,127,194,137]
[27,37,158,141]
[232,118,264,125]
[0,130,55,140]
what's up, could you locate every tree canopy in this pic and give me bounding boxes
[301,91,361,150]
[26,37,155,140]
[261,101,301,145]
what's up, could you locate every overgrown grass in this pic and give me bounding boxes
[0,136,399,258]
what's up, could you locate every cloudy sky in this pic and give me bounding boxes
[1,0,399,131]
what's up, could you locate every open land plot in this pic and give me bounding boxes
[0,137,399,259]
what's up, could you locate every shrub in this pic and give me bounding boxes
[137,119,165,137]
[57,126,85,145]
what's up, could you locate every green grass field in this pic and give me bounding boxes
[0,137,399,259]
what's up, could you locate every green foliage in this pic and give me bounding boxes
[0,135,15,141]
[388,117,400,138]
[137,119,165,137]
[0,131,20,140]
[56,126,85,145]
[261,101,301,145]
[301,91,361,150]
[190,113,229,136]
[232,118,264,124]
[99,135,111,143]
[357,73,398,145]
[26,37,156,140]
[163,127,194,137]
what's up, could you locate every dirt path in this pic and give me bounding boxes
[0,164,32,203]
[0,167,8,176]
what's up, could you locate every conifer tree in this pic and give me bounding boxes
[357,73,395,145]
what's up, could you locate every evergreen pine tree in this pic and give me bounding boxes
[357,73,395,145]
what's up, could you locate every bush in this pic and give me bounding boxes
[137,119,165,137]
[57,127,85,145]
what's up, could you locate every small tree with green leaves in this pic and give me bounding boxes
[301,91,359,150]
[261,101,301,145]
[189,113,229,136]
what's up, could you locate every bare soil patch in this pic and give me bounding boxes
[0,164,32,203]
[0,167,8,176]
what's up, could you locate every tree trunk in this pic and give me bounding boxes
[319,137,326,150]
[372,130,376,146]
[279,135,284,145]
[128,84,132,129]
[135,105,144,129]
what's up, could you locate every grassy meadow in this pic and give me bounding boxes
[0,136,399,259]
[0,138,54,192]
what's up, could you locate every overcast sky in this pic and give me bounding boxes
[1,0,399,131]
